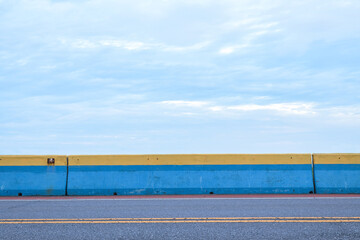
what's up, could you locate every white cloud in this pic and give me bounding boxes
[160,100,316,115]
[248,22,279,30]
[70,39,97,49]
[326,105,360,122]
[223,18,260,29]
[61,38,210,52]
[227,103,316,115]
[99,40,146,50]
[162,41,211,52]
[157,100,360,124]
[219,47,235,54]
[160,100,210,108]
[219,44,250,54]
[218,21,282,55]
[252,96,272,100]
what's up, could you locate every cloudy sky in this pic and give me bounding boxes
[0,0,359,154]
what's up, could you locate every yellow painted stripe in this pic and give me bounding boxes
[1,220,360,224]
[313,154,360,164]
[0,155,67,166]
[2,154,359,166]
[0,217,359,224]
[69,154,311,166]
[1,217,360,221]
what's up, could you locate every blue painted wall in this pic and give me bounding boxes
[2,154,359,196]
[0,166,67,196]
[314,164,360,194]
[67,165,314,195]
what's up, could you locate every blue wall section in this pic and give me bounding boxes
[314,164,360,194]
[67,165,314,195]
[0,166,67,196]
[2,154,360,196]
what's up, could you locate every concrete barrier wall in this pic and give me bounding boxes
[67,154,314,195]
[2,154,359,196]
[0,155,67,196]
[313,154,360,193]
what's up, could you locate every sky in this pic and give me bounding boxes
[0,0,359,154]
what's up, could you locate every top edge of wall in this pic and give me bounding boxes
[67,154,312,166]
[313,153,360,164]
[0,155,67,166]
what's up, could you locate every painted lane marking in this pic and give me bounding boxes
[1,197,360,201]
[1,217,359,224]
[1,220,360,224]
[1,217,360,221]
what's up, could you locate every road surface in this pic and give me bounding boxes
[1,195,360,239]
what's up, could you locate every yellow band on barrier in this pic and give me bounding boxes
[1,154,358,166]
[313,154,360,164]
[0,156,67,166]
[68,154,311,166]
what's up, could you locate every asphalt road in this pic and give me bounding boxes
[1,196,360,239]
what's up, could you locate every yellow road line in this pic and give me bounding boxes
[1,217,360,221]
[1,217,360,224]
[1,220,360,224]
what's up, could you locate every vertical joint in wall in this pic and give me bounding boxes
[65,156,69,196]
[311,154,316,194]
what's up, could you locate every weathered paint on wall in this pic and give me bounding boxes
[0,155,67,196]
[313,154,360,194]
[2,154,359,196]
[67,154,314,195]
